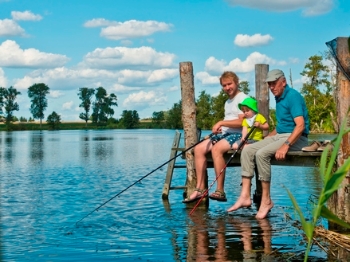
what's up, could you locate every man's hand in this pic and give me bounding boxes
[275,144,289,160]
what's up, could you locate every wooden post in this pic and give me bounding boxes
[328,37,350,229]
[255,64,270,136]
[253,64,269,203]
[179,62,198,200]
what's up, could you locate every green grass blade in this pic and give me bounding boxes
[286,187,313,239]
[320,205,350,229]
[321,156,350,204]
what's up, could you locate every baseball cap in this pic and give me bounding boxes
[266,69,285,82]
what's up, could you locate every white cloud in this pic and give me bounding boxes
[225,0,334,16]
[0,67,7,87]
[82,46,176,70]
[100,20,172,40]
[117,68,178,86]
[11,11,42,21]
[204,52,285,75]
[50,90,64,98]
[234,34,273,47]
[123,90,167,109]
[0,19,25,36]
[13,67,119,90]
[195,71,220,86]
[62,101,74,110]
[169,85,179,91]
[111,83,141,94]
[83,18,118,27]
[0,40,70,68]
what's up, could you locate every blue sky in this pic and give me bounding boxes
[0,0,349,121]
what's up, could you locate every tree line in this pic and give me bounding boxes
[0,53,337,133]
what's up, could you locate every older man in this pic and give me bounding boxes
[227,69,309,219]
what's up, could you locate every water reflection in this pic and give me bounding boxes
[30,131,44,164]
[184,210,275,261]
[2,132,14,162]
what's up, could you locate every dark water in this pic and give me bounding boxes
[0,129,336,261]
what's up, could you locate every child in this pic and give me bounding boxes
[232,97,269,150]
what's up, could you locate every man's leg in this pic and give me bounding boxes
[228,138,274,212]
[185,139,212,201]
[227,176,252,211]
[255,181,274,219]
[211,139,231,194]
[254,134,289,218]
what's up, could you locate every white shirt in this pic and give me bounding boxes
[222,92,248,134]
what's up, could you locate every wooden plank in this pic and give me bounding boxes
[175,147,322,167]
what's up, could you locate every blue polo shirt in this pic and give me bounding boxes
[275,85,310,134]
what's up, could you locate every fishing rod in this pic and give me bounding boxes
[75,132,214,225]
[189,126,256,216]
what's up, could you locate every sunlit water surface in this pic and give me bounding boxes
[0,130,337,261]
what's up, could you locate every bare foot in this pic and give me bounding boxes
[227,197,252,212]
[255,201,274,219]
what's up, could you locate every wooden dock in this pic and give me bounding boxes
[162,131,322,200]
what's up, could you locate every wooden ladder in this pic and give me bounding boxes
[162,129,201,200]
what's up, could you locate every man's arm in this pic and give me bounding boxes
[212,113,244,133]
[275,116,305,160]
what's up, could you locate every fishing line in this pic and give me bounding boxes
[189,127,257,215]
[74,132,214,225]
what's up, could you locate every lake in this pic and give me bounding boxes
[0,129,336,261]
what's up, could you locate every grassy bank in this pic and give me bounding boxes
[0,121,160,131]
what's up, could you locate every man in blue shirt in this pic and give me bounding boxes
[227,69,309,219]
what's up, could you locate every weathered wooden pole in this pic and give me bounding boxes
[255,64,270,137]
[253,64,269,202]
[179,62,198,200]
[328,37,350,228]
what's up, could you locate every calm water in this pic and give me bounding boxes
[0,129,336,261]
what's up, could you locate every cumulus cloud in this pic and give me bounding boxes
[111,83,141,94]
[11,11,42,21]
[62,101,74,110]
[225,0,334,16]
[234,34,273,47]
[117,68,178,86]
[0,19,25,37]
[0,67,7,87]
[204,52,285,75]
[83,18,118,27]
[82,46,176,70]
[99,20,173,40]
[195,71,220,86]
[0,40,70,68]
[123,90,167,109]
[50,90,64,98]
[13,67,119,90]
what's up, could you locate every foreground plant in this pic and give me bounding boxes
[286,119,350,261]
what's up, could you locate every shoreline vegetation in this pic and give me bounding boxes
[0,120,337,133]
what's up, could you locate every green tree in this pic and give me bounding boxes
[211,90,227,124]
[152,111,165,128]
[120,110,140,129]
[239,81,251,95]
[165,101,182,129]
[91,87,118,125]
[78,87,95,128]
[27,83,50,128]
[19,117,27,122]
[196,90,213,130]
[0,86,21,128]
[46,111,61,130]
[300,55,336,132]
